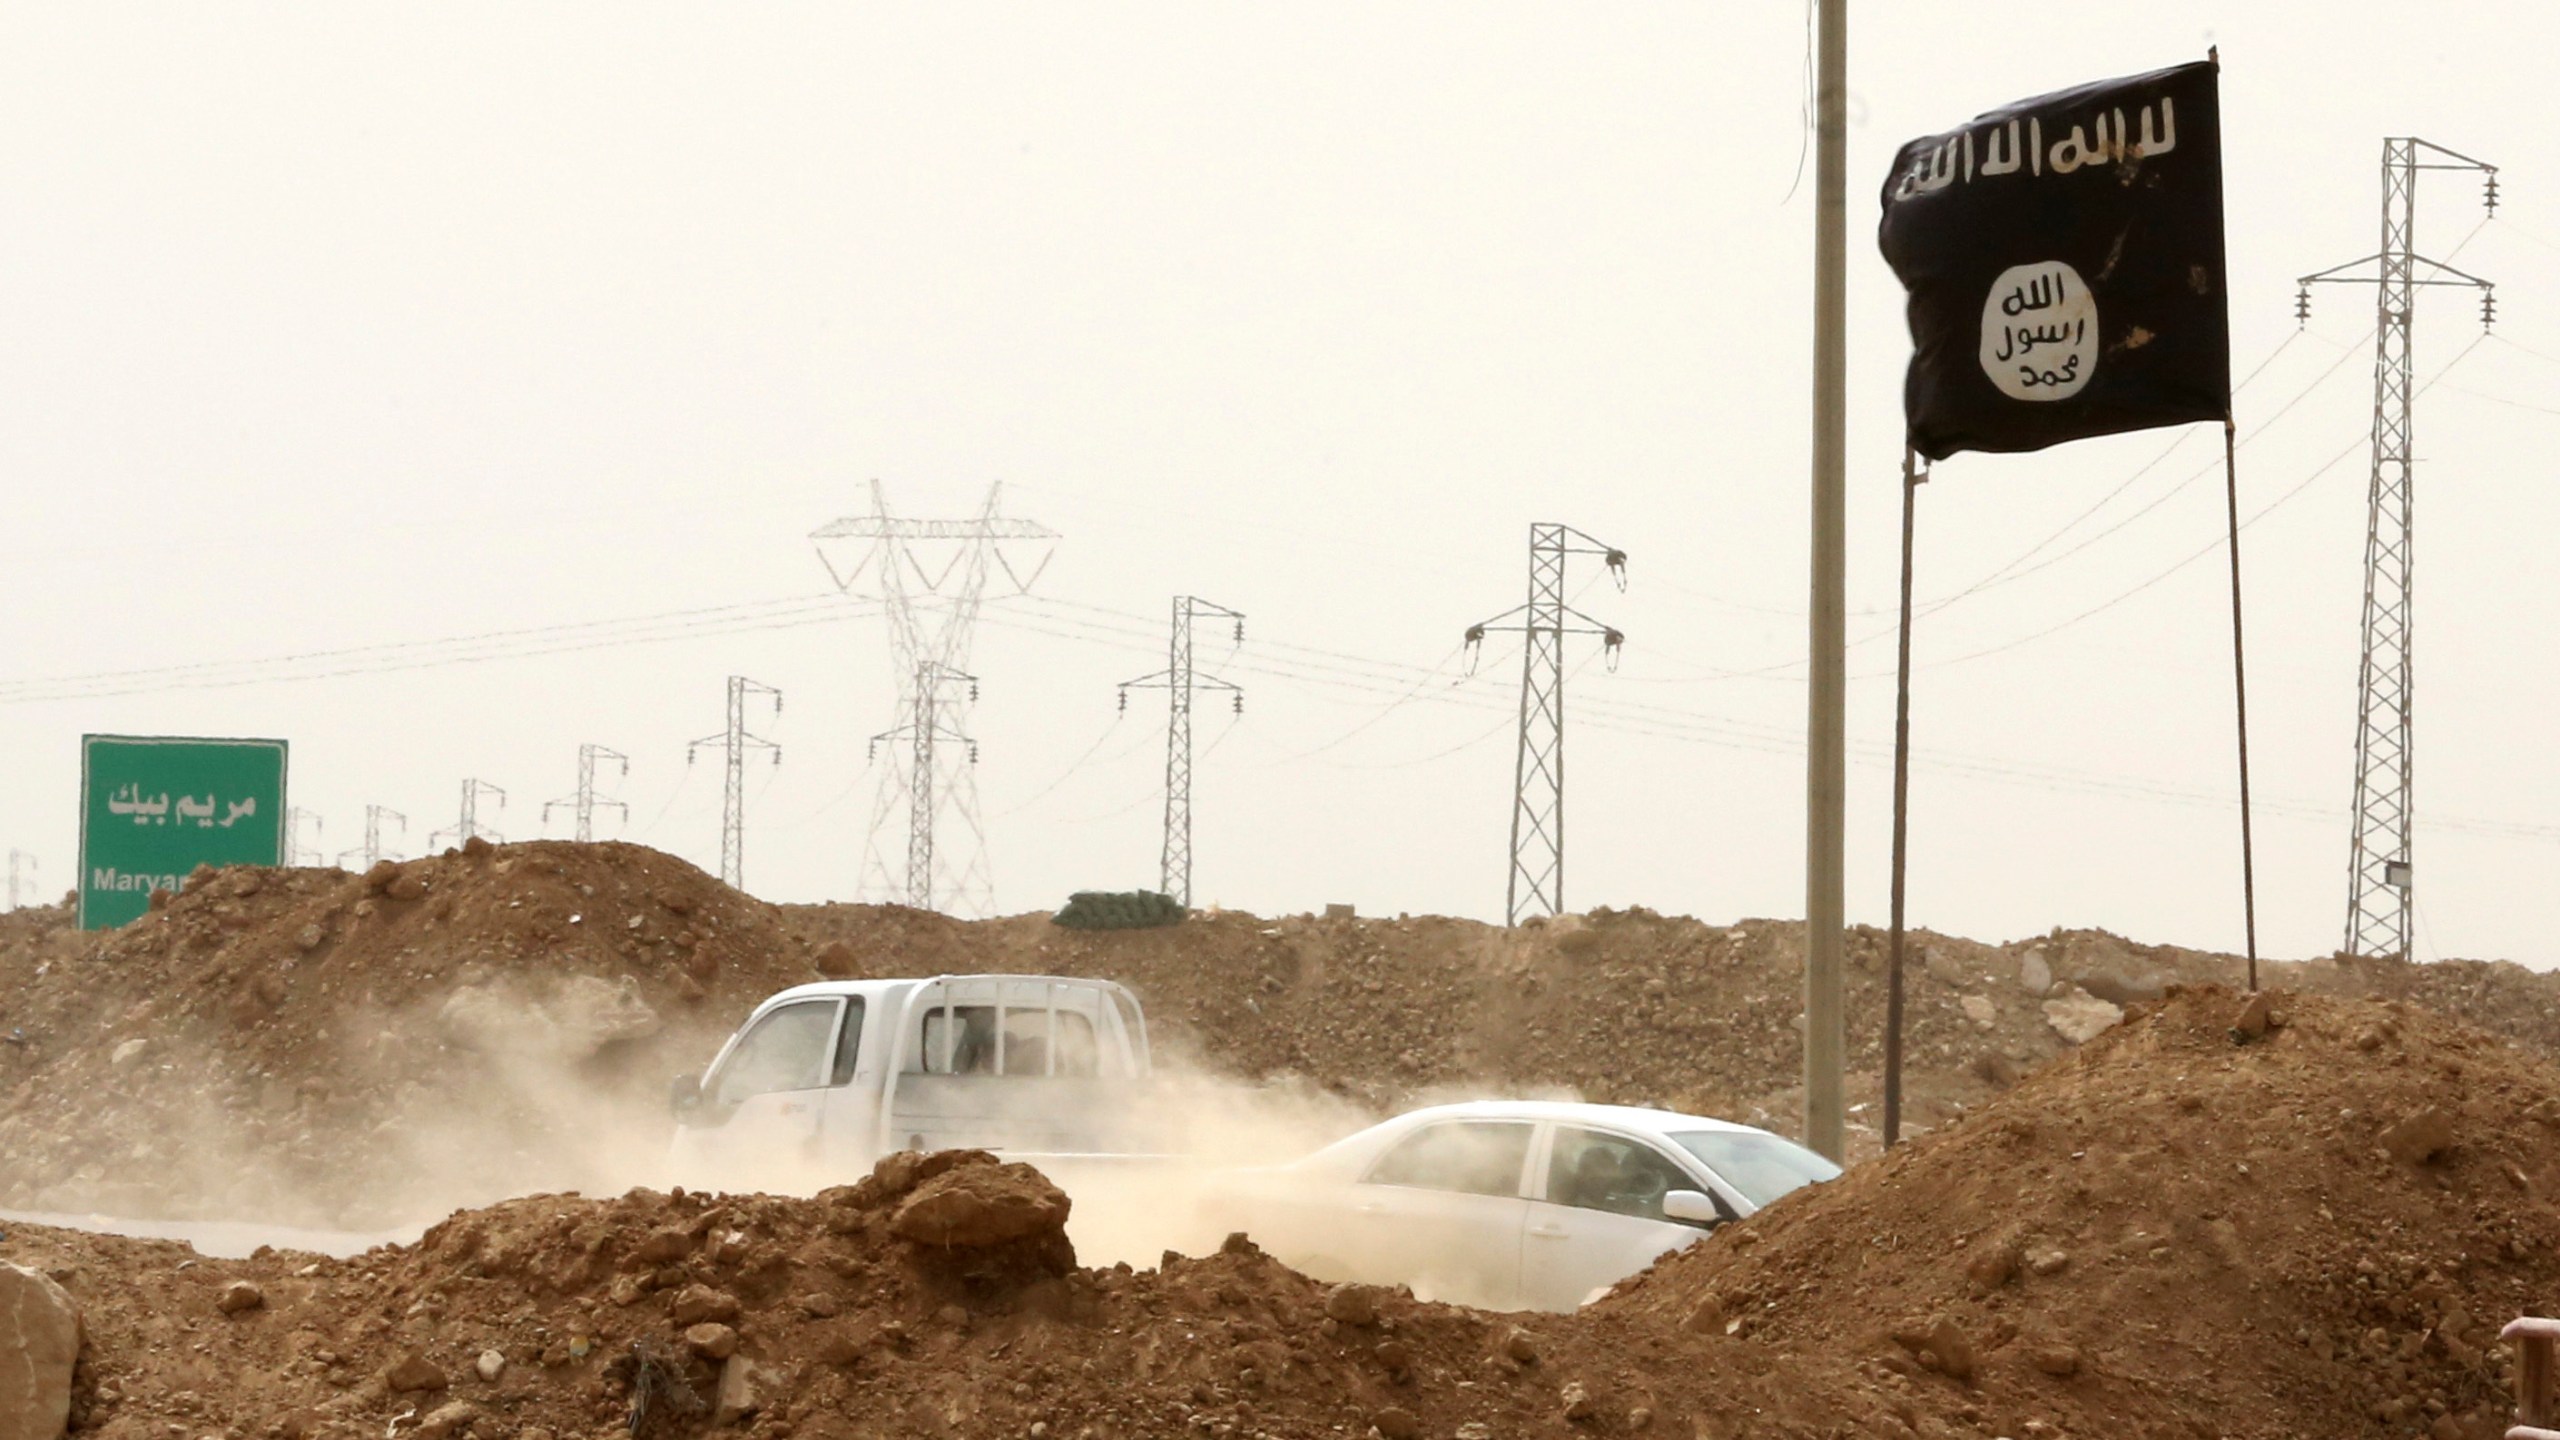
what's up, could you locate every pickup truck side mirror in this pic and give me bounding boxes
[1662,1189,1728,1229]
[669,1072,703,1121]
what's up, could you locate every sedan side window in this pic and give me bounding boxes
[1363,1122,1534,1198]
[712,1000,840,1108]
[1546,1127,1706,1223]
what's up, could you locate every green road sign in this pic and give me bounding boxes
[79,735,288,930]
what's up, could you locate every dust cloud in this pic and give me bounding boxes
[21,983,1396,1272]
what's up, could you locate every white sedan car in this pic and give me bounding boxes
[1206,1099,1839,1312]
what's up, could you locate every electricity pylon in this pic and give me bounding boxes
[1464,525,1627,926]
[545,744,630,842]
[430,781,507,849]
[285,807,325,867]
[812,482,1055,916]
[6,850,35,910]
[690,677,781,890]
[868,663,978,909]
[1120,596,1244,907]
[336,806,406,869]
[2299,138,2498,961]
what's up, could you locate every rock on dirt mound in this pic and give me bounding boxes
[1,1260,81,1440]
[3,1152,1902,1440]
[0,842,823,1226]
[1605,985,2560,1440]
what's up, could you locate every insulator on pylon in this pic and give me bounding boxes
[1232,694,1244,715]
[2482,289,2498,331]
[2295,288,2312,328]
[968,743,980,764]
[1233,620,1245,644]
[1605,549,1629,590]
[1117,689,1128,714]
[1603,628,1625,673]
[2485,173,2500,215]
[968,682,979,703]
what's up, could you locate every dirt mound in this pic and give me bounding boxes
[1605,984,2560,1440]
[4,1153,1897,1440]
[0,841,823,1226]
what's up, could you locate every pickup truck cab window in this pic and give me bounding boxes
[919,1005,999,1074]
[827,997,867,1086]
[910,1000,1105,1077]
[1545,1127,1710,1223]
[712,1000,839,1108]
[1364,1121,1534,1197]
[1000,1006,1099,1076]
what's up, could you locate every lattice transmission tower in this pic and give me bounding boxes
[285,807,325,867]
[545,743,630,842]
[1120,596,1244,907]
[430,780,506,850]
[1464,525,1626,926]
[868,662,978,909]
[690,677,781,890]
[336,806,406,869]
[2299,138,2497,961]
[812,482,1055,916]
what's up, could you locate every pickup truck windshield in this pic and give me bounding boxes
[1665,1131,1842,1210]
[714,1000,838,1107]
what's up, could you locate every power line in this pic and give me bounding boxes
[0,594,879,704]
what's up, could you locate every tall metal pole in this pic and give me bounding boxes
[2221,421,2261,989]
[1803,0,1848,1163]
[1883,450,1919,1148]
[2301,138,2496,961]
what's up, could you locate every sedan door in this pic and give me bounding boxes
[1337,1119,1536,1309]
[1518,1125,1729,1311]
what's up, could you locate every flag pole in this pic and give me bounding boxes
[1803,0,1849,1164]
[2221,415,2261,989]
[1883,445,1920,1148]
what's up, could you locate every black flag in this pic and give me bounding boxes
[1879,60,2229,461]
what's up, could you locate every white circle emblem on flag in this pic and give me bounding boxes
[1979,261,2098,402]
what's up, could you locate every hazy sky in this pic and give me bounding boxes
[2,4,2553,964]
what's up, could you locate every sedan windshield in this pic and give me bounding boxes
[1665,1131,1841,1209]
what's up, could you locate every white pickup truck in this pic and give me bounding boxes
[666,973,1170,1193]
